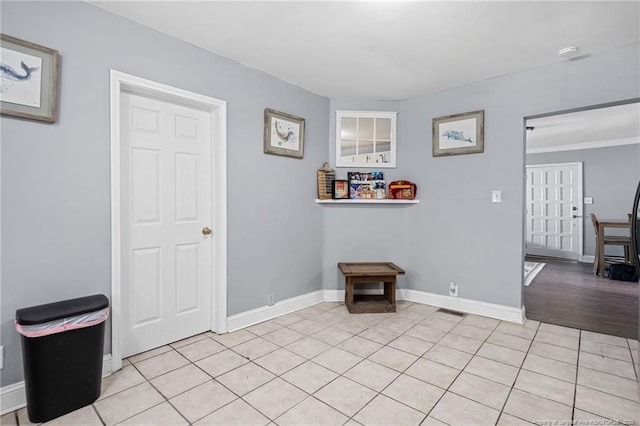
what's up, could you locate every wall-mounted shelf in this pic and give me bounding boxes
[315,199,419,204]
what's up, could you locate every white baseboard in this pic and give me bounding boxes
[1,287,523,415]
[322,289,343,302]
[324,288,520,323]
[403,289,524,323]
[226,290,324,332]
[581,255,595,263]
[0,381,26,416]
[0,355,113,415]
[102,354,113,378]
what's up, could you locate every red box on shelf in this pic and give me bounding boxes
[388,181,417,200]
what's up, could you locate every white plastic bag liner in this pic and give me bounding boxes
[15,307,109,338]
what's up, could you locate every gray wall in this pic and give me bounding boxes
[322,43,640,309]
[399,43,638,307]
[527,144,640,257]
[322,100,413,292]
[0,1,328,387]
[2,0,639,392]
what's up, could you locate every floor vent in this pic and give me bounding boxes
[436,308,466,317]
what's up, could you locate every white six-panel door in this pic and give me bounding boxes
[526,163,583,260]
[120,91,213,357]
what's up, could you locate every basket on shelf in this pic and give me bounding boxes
[317,162,336,200]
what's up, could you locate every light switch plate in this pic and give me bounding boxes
[492,190,502,203]
[584,197,593,204]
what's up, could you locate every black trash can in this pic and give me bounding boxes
[15,294,109,423]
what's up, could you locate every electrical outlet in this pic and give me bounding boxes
[449,282,458,297]
[267,292,275,306]
[0,346,4,369]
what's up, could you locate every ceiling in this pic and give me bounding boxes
[527,102,640,151]
[88,1,639,101]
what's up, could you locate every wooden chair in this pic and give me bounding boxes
[590,213,632,276]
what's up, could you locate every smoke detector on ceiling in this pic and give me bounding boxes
[558,46,579,58]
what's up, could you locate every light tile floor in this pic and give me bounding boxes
[3,301,639,425]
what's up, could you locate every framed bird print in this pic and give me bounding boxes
[0,34,59,123]
[264,108,305,159]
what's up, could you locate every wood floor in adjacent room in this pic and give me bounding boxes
[524,256,639,339]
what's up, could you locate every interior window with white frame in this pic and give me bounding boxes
[336,110,397,168]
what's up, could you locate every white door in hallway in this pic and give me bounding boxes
[526,162,583,260]
[120,91,213,357]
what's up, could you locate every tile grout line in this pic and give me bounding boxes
[342,311,435,421]
[18,302,636,425]
[127,351,193,426]
[287,309,403,423]
[185,342,266,424]
[310,309,430,423]
[215,332,308,424]
[194,334,305,425]
[274,304,426,421]
[493,319,541,425]
[345,314,452,424]
[570,332,627,423]
[277,305,441,424]
[233,312,377,424]
[310,311,638,418]
[90,404,106,426]
[124,339,272,425]
[417,314,501,424]
[571,330,582,422]
[312,311,565,424]
[172,315,633,424]
[627,339,639,381]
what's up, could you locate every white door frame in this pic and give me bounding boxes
[525,161,584,261]
[110,70,227,372]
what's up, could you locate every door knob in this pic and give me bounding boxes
[202,227,212,235]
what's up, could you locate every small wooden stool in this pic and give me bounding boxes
[338,262,405,313]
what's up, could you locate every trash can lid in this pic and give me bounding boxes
[16,294,109,325]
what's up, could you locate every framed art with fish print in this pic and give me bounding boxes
[432,110,484,157]
[264,108,305,159]
[1,34,59,123]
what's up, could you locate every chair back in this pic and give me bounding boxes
[590,213,599,236]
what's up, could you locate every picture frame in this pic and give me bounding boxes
[264,108,305,159]
[432,110,484,157]
[332,179,350,199]
[1,34,59,123]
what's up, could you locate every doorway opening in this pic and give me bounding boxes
[522,99,640,338]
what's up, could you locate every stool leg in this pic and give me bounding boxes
[383,280,396,306]
[345,279,354,312]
